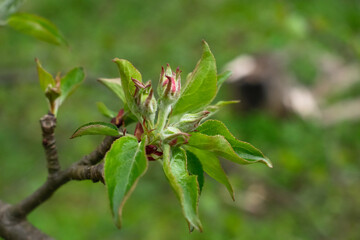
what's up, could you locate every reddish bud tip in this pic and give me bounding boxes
[154,151,163,156]
[145,89,154,107]
[169,138,178,146]
[132,78,145,89]
[134,122,144,141]
[111,109,125,127]
[146,145,157,154]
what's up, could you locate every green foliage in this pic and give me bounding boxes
[196,120,272,168]
[112,59,146,123]
[35,59,85,115]
[97,78,126,104]
[36,58,55,92]
[188,132,263,166]
[205,100,240,118]
[172,41,217,116]
[216,70,232,93]
[70,42,270,231]
[104,136,147,228]
[2,1,360,238]
[185,150,204,193]
[96,102,117,118]
[186,147,234,200]
[7,12,67,46]
[58,67,84,105]
[70,122,119,139]
[162,145,202,231]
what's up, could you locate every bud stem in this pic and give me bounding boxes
[156,104,172,131]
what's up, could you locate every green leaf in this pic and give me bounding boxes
[216,70,231,93]
[58,67,85,105]
[186,151,204,193]
[163,145,202,232]
[70,122,119,139]
[188,131,272,168]
[205,100,239,117]
[98,78,126,103]
[186,146,234,200]
[96,102,117,118]
[112,59,142,120]
[7,13,68,46]
[104,136,147,228]
[173,41,217,116]
[196,120,272,168]
[35,58,55,92]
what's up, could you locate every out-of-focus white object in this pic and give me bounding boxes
[224,53,360,126]
[225,55,257,83]
[286,86,320,118]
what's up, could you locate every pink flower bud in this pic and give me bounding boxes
[158,64,181,102]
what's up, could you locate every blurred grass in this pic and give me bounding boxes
[1,0,360,239]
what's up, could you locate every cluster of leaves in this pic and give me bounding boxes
[36,59,84,115]
[0,0,67,46]
[69,41,272,231]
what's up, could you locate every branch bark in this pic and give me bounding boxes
[40,114,60,175]
[0,201,53,240]
[68,163,105,183]
[0,113,118,240]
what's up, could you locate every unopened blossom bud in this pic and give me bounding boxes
[157,64,181,103]
[173,110,210,132]
[131,78,157,124]
[145,145,163,161]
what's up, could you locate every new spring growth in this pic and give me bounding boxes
[157,64,181,104]
[45,73,61,107]
[162,126,191,146]
[174,110,211,132]
[132,78,157,124]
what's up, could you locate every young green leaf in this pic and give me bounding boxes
[205,100,239,117]
[196,120,272,168]
[35,58,55,92]
[163,145,202,232]
[216,70,231,93]
[7,13,68,46]
[104,136,147,228]
[98,78,126,103]
[96,102,117,118]
[58,67,85,105]
[70,122,119,139]
[187,132,272,168]
[112,59,142,120]
[186,151,204,193]
[172,41,217,116]
[186,146,234,200]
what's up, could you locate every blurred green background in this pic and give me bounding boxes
[1,0,360,239]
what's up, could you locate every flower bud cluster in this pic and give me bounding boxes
[157,64,181,104]
[131,78,157,125]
